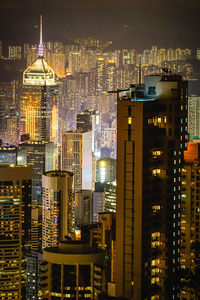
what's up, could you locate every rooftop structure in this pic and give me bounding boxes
[23,16,55,86]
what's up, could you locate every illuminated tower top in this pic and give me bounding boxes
[23,15,55,86]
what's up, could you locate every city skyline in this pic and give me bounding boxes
[1,7,200,300]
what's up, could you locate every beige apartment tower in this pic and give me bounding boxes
[116,74,188,300]
[42,171,73,249]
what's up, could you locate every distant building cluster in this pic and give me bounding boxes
[1,17,200,300]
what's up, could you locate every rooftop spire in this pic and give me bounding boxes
[38,15,44,57]
[40,15,43,46]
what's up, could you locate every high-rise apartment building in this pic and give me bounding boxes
[75,189,93,226]
[116,74,188,299]
[0,165,32,300]
[61,131,93,191]
[42,171,73,249]
[8,45,22,60]
[180,142,200,300]
[188,95,200,139]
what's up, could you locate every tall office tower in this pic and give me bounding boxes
[75,189,93,226]
[39,241,105,299]
[61,131,93,191]
[96,158,116,183]
[77,110,101,158]
[42,171,73,249]
[19,141,53,205]
[116,74,188,300]
[188,95,200,139]
[21,16,59,143]
[180,142,200,300]
[0,165,32,300]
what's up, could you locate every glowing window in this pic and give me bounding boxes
[152,169,161,176]
[100,161,105,167]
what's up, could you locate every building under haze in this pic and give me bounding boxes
[116,74,188,300]
[0,165,32,300]
[61,131,93,191]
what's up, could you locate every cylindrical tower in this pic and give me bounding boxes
[42,171,73,249]
[40,241,105,299]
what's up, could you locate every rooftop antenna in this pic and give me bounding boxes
[38,15,44,57]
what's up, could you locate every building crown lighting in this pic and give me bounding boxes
[23,15,55,86]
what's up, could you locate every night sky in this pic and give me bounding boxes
[0,0,199,50]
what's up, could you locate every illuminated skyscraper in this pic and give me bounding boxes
[116,75,188,299]
[0,165,32,300]
[61,131,93,191]
[21,16,58,143]
[42,171,73,249]
[96,158,116,183]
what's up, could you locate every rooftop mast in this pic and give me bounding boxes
[38,15,44,57]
